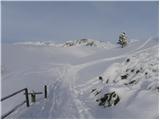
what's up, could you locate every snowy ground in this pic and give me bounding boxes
[1,37,159,119]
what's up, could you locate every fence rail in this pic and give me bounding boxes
[1,88,29,119]
[1,101,26,119]
[1,88,29,107]
[1,85,47,119]
[1,88,25,101]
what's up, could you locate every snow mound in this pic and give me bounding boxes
[100,45,158,90]
[63,38,115,49]
[89,43,158,118]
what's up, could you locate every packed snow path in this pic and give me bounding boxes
[8,64,94,119]
[2,37,158,119]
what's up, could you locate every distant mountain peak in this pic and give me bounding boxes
[14,38,115,49]
[63,38,115,49]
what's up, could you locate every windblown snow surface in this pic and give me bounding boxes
[1,37,159,119]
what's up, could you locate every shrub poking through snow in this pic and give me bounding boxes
[136,70,140,74]
[128,80,137,85]
[126,69,130,72]
[91,89,96,93]
[145,72,148,75]
[131,69,135,72]
[99,76,103,81]
[91,88,102,96]
[95,91,101,96]
[121,74,128,79]
[124,80,138,86]
[106,79,109,84]
[126,58,130,63]
[96,91,120,107]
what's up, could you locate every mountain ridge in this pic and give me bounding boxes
[14,38,115,49]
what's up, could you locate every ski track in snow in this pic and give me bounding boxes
[134,37,152,51]
[4,38,158,118]
[15,65,93,118]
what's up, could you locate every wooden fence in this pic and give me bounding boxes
[1,85,47,119]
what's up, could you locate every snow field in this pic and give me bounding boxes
[1,37,159,118]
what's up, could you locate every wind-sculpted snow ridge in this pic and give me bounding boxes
[63,38,115,49]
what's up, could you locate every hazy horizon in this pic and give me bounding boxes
[2,1,159,43]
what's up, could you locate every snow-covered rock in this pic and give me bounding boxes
[63,38,115,49]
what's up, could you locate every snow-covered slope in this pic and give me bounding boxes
[1,37,159,119]
[88,45,158,118]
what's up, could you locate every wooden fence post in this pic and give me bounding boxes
[44,85,47,98]
[24,88,30,107]
[31,92,36,103]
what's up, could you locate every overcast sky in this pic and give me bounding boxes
[2,1,158,43]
